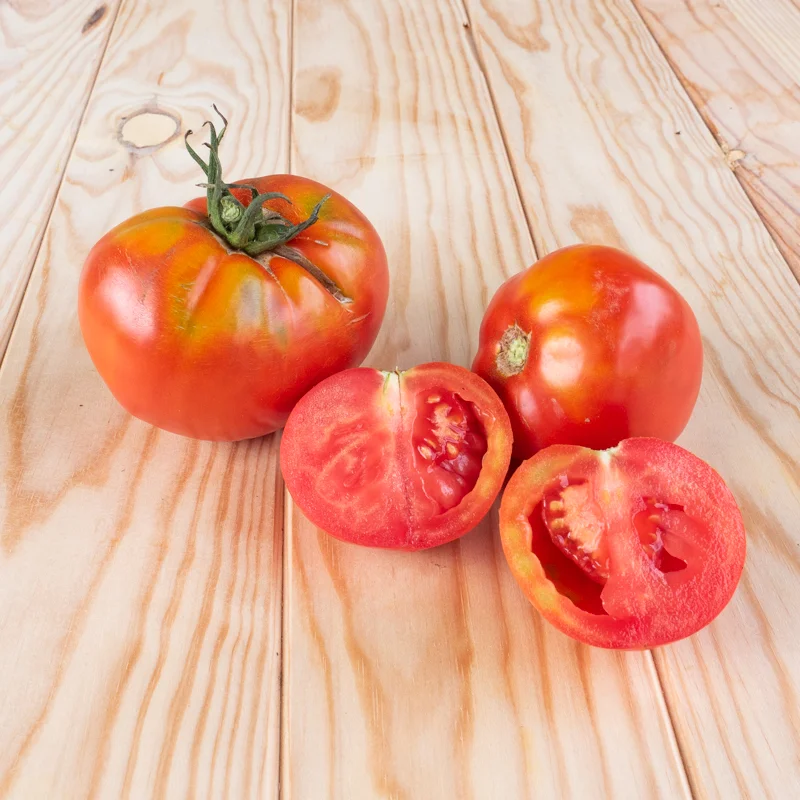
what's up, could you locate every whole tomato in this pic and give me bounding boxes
[79,110,388,441]
[473,245,702,459]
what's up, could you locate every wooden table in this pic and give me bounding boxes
[1,1,799,797]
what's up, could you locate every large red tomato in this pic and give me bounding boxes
[280,363,513,550]
[473,245,703,459]
[79,111,388,441]
[500,438,746,649]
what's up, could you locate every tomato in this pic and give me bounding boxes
[473,245,703,459]
[499,438,746,649]
[280,363,513,550]
[79,110,388,440]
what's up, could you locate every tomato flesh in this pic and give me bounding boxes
[281,363,512,550]
[500,438,746,648]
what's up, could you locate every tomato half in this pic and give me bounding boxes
[79,111,388,440]
[281,363,513,550]
[499,438,745,649]
[473,245,703,460]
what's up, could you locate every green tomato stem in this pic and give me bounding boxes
[185,106,328,252]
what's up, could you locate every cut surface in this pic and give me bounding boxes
[281,363,512,550]
[499,438,746,648]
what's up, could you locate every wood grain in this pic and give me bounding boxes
[464,0,800,797]
[633,0,800,280]
[283,1,690,797]
[0,0,118,360]
[0,1,290,797]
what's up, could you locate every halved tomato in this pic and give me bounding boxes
[281,363,512,550]
[499,438,745,648]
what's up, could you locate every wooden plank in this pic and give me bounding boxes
[0,0,119,360]
[464,0,800,796]
[0,1,290,798]
[283,1,690,797]
[633,0,800,279]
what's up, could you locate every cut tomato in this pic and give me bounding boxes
[499,438,746,648]
[281,363,512,549]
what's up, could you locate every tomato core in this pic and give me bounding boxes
[543,481,609,583]
[412,390,488,513]
[536,478,691,615]
[531,475,692,614]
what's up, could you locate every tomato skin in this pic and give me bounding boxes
[79,175,388,441]
[499,438,746,649]
[280,363,513,550]
[473,245,703,459]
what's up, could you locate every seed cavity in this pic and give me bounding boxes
[411,389,488,514]
[542,480,609,584]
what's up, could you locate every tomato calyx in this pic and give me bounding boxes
[495,323,530,377]
[185,106,330,257]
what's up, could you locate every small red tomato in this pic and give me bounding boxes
[473,245,703,459]
[500,438,746,649]
[281,363,513,550]
[79,110,388,441]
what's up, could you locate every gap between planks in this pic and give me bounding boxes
[275,1,298,796]
[0,1,122,374]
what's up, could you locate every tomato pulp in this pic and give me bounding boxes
[79,111,388,440]
[500,438,745,649]
[281,363,513,550]
[473,245,703,459]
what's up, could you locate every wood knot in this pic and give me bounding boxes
[82,5,107,34]
[117,108,181,155]
[296,67,342,122]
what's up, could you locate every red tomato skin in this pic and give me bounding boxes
[500,438,746,649]
[280,363,513,550]
[473,245,703,459]
[79,175,388,441]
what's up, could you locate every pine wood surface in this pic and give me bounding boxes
[1,0,798,798]
[465,0,800,797]
[0,0,118,358]
[0,1,290,798]
[634,0,800,280]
